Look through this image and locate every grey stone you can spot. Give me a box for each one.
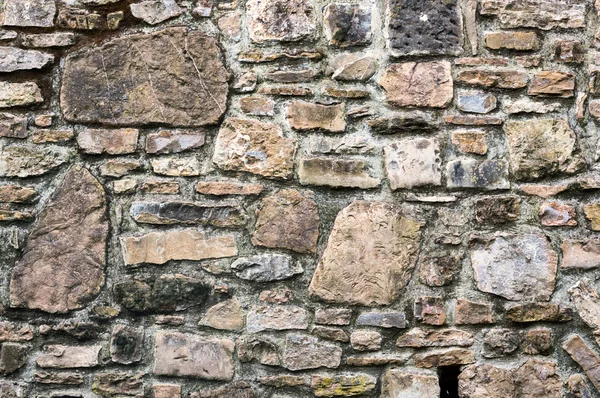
[237,335,280,366]
[298,157,381,189]
[483,328,520,358]
[145,130,205,154]
[130,0,183,25]
[480,0,586,30]
[0,343,27,374]
[110,325,143,365]
[130,201,247,227]
[246,305,309,333]
[0,47,53,72]
[457,93,497,114]
[0,113,27,138]
[356,312,406,328]
[21,33,76,48]
[1,0,56,27]
[231,254,303,282]
[282,334,342,371]
[327,53,377,81]
[246,0,316,43]
[323,3,372,47]
[446,158,510,190]
[381,368,440,397]
[0,30,17,40]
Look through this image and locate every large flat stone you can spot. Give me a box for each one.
[480,0,586,30]
[0,82,43,108]
[0,47,53,72]
[246,305,309,333]
[10,167,107,313]
[384,138,441,189]
[130,201,247,227]
[37,345,101,368]
[309,201,422,306]
[381,368,440,397]
[298,157,381,189]
[282,334,342,371]
[60,27,228,127]
[0,144,70,178]
[231,254,303,282]
[563,334,600,391]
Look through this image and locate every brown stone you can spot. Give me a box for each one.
[315,308,352,326]
[154,384,181,398]
[260,375,306,387]
[32,129,73,144]
[213,118,296,179]
[505,303,573,323]
[350,331,382,351]
[520,184,568,198]
[563,334,600,391]
[140,180,179,194]
[34,371,84,385]
[539,202,577,226]
[0,186,36,203]
[584,204,600,231]
[522,328,551,355]
[36,345,101,368]
[0,113,27,138]
[555,40,584,63]
[480,0,585,29]
[413,348,475,368]
[199,298,244,331]
[287,101,346,132]
[246,305,309,333]
[239,49,322,63]
[457,69,528,88]
[297,157,381,189]
[252,189,319,254]
[312,326,349,343]
[0,322,33,342]
[309,201,422,306]
[92,372,143,396]
[455,299,494,325]
[61,28,228,126]
[562,239,600,269]
[196,181,263,196]
[414,297,446,325]
[0,145,71,178]
[257,86,312,96]
[130,201,247,227]
[451,130,487,155]
[485,31,540,50]
[381,368,440,397]
[240,96,274,116]
[483,328,520,358]
[77,128,138,155]
[246,0,316,43]
[327,53,377,81]
[419,254,462,287]
[265,68,320,83]
[347,354,410,367]
[150,156,201,177]
[282,334,342,371]
[529,71,575,97]
[568,281,600,331]
[145,130,205,154]
[396,328,474,348]
[458,364,516,398]
[567,374,593,398]
[99,159,143,178]
[192,381,254,398]
[237,335,280,366]
[475,196,520,224]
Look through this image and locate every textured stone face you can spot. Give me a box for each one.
[246,305,309,333]
[0,82,43,108]
[298,157,381,189]
[0,47,53,72]
[312,374,376,397]
[61,28,229,127]
[323,3,372,47]
[384,138,441,189]
[246,0,317,43]
[10,167,107,314]
[281,334,342,371]
[480,0,586,30]
[77,128,138,155]
[37,345,101,368]
[1,0,56,27]
[130,0,183,25]
[387,0,462,56]
[446,158,510,190]
[287,101,346,132]
[130,201,247,227]
[0,144,71,178]
[309,201,422,306]
[231,254,303,282]
[381,368,440,397]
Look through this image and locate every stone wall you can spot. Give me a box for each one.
[1,0,600,396]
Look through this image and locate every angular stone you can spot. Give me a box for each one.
[287,101,346,132]
[0,210,32,222]
[231,254,303,282]
[145,130,205,154]
[413,348,475,368]
[61,28,228,127]
[0,82,43,107]
[522,328,551,355]
[130,0,183,25]
[110,325,143,365]
[34,371,84,385]
[414,297,446,325]
[114,179,137,194]
[265,68,319,83]
[323,86,369,99]
[387,0,462,56]
[458,364,516,398]
[504,119,584,180]
[480,0,586,30]
[381,368,440,398]
[567,374,593,398]
[114,274,209,313]
[327,53,377,81]
[0,113,26,138]
[37,345,101,368]
[315,309,352,326]
[309,201,422,306]
[502,98,562,114]
[260,375,306,387]
[505,303,573,323]
[445,115,503,125]
[1,0,56,27]
[199,298,244,331]
[529,71,575,97]
[196,181,263,196]
[0,343,26,375]
[485,31,540,50]
[259,288,292,304]
[22,33,76,48]
[384,138,441,189]
[323,3,371,47]
[0,47,53,73]
[568,280,600,331]
[282,334,342,371]
[475,196,520,224]
[247,305,309,333]
[0,186,36,203]
[562,240,600,269]
[0,144,71,178]
[520,184,568,198]
[298,157,381,189]
[350,331,381,351]
[252,189,319,254]
[585,204,600,231]
[347,354,410,367]
[120,229,237,265]
[419,254,462,287]
[539,202,577,226]
[32,129,73,144]
[92,372,143,397]
[451,131,487,155]
[563,335,600,391]
[380,61,453,108]
[397,328,474,348]
[130,201,246,228]
[10,167,106,313]
[151,156,201,177]
[308,135,375,155]
[191,381,254,398]
[140,180,179,194]
[213,118,296,179]
[483,328,520,358]
[257,85,313,97]
[446,158,510,190]
[313,326,349,343]
[312,374,376,397]
[458,94,497,116]
[457,69,528,89]
[355,312,406,329]
[239,49,322,63]
[470,233,557,301]
[555,40,584,63]
[153,331,234,380]
[99,159,142,178]
[237,335,280,366]
[77,128,138,155]
[246,0,316,43]
[240,96,274,116]
[0,322,33,342]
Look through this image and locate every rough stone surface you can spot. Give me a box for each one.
[246,0,316,43]
[529,71,575,97]
[77,128,138,155]
[562,240,600,269]
[446,158,510,189]
[0,82,43,108]
[282,334,342,371]
[381,368,439,397]
[146,130,205,154]
[480,0,586,30]
[130,201,247,227]
[287,101,346,132]
[0,47,53,72]
[130,0,183,25]
[1,0,56,27]
[199,298,244,331]
[312,374,376,397]
[323,3,371,47]
[327,53,377,81]
[298,157,381,189]
[37,345,101,368]
[231,254,302,282]
[384,138,441,189]
[246,305,309,333]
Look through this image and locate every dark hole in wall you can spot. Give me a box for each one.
[439,365,461,398]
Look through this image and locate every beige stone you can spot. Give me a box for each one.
[145,130,205,154]
[381,368,440,398]
[150,157,201,177]
[458,364,516,398]
[0,82,43,108]
[350,331,382,351]
[287,101,346,132]
[77,128,138,155]
[529,71,575,97]
[246,305,309,333]
[568,280,600,331]
[562,334,600,391]
[37,345,101,368]
[298,157,381,189]
[457,69,528,89]
[562,240,600,269]
[480,0,586,29]
[196,181,263,196]
[485,31,540,50]
[312,374,377,397]
[396,328,474,348]
[584,204,600,231]
[0,186,36,203]
[327,53,377,81]
[451,130,488,155]
[199,298,244,331]
[246,0,316,43]
[384,138,441,189]
[153,384,181,398]
[282,334,342,371]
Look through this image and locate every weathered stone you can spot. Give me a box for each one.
[520,184,568,198]
[458,70,529,89]
[10,167,106,313]
[457,93,497,114]
[502,98,562,114]
[323,3,371,47]
[0,30,16,40]
[0,47,53,72]
[153,331,234,380]
[0,113,26,138]
[505,303,573,323]
[313,326,349,343]
[381,368,440,398]
[555,40,584,64]
[384,138,441,189]
[114,179,137,194]
[213,118,296,179]
[298,157,381,189]
[99,159,142,178]
[327,53,377,81]
[114,274,209,313]
[1,0,56,27]
[196,181,263,196]
[414,297,446,325]
[130,201,246,228]
[246,0,316,43]
[77,128,138,155]
[480,0,586,30]
[456,57,509,66]
[323,86,369,99]
[240,96,274,116]
[387,0,462,56]
[32,129,73,144]
[92,372,143,396]
[258,86,312,96]
[315,309,352,326]
[584,204,600,231]
[34,371,84,385]
[239,49,322,63]
[419,254,462,287]
[446,158,510,190]
[154,384,181,398]
[0,186,36,203]
[347,354,410,367]
[146,130,205,154]
[0,322,33,342]
[0,210,32,222]
[445,115,504,125]
[237,335,280,366]
[231,254,303,282]
[312,374,376,397]
[140,180,179,194]
[567,374,593,398]
[0,82,43,108]
[539,201,577,226]
[562,240,600,269]
[0,144,71,178]
[483,328,520,358]
[522,328,551,355]
[265,68,319,83]
[252,189,319,254]
[413,348,475,368]
[22,33,76,48]
[61,28,228,126]
[485,31,540,50]
[154,315,184,326]
[450,131,487,155]
[529,71,575,97]
[199,298,244,331]
[475,196,520,224]
[563,334,600,391]
[397,328,473,348]
[569,280,600,331]
[350,331,381,351]
[0,343,26,374]
[131,0,183,25]
[247,305,309,333]
[470,233,557,301]
[504,119,584,180]
[110,325,143,365]
[260,375,306,387]
[309,201,422,306]
[308,135,375,155]
[37,345,101,368]
[380,61,453,108]
[282,334,342,371]
[151,156,201,176]
[287,101,346,132]
[192,381,254,398]
[458,364,515,398]
[259,288,293,304]
[120,229,237,265]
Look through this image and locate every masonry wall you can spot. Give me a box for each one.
[0,0,600,396]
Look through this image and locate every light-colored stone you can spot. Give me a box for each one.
[585,204,600,231]
[312,374,377,397]
[327,53,377,81]
[568,280,600,331]
[0,186,36,203]
[1,0,56,27]
[0,144,70,178]
[451,130,488,155]
[37,345,101,368]
[458,69,528,89]
[502,98,562,114]
[384,138,441,189]
[231,254,303,282]
[480,0,586,29]
[196,181,263,196]
[150,157,201,176]
[298,157,381,189]
[22,33,76,48]
[563,334,600,391]
[562,240,600,269]
[485,31,540,50]
[287,101,346,132]
[77,129,138,155]
[529,71,575,97]
[246,305,309,333]
[0,113,26,138]
[414,348,475,368]
[282,334,342,371]
[381,368,440,397]
[539,202,577,226]
[458,364,515,398]
[350,330,382,351]
[397,328,473,348]
[145,130,205,154]
[246,0,316,43]
[199,298,244,331]
[130,0,183,25]
[0,82,43,107]
[457,93,497,113]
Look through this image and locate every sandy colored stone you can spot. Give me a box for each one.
[327,53,377,81]
[584,204,600,231]
[567,374,593,398]
[140,180,179,194]
[0,113,26,138]
[151,156,201,177]
[240,96,274,116]
[0,47,53,72]
[562,239,600,269]
[414,348,474,368]
[539,201,577,226]
[145,130,205,154]
[384,138,441,189]
[350,331,382,351]
[153,331,234,380]
[246,305,309,333]
[380,61,453,108]
[22,33,76,48]
[37,345,101,368]
[252,189,319,254]
[246,0,316,43]
[483,328,519,358]
[480,0,586,29]
[213,118,296,179]
[451,131,488,155]
[287,101,346,132]
[61,28,228,126]
[10,167,107,313]
[562,334,600,391]
[0,144,71,178]
[315,309,352,326]
[485,31,540,50]
[77,128,138,155]
[131,0,183,25]
[0,82,43,107]
[199,298,244,331]
[313,326,349,343]
[457,69,528,89]
[298,157,381,189]
[568,280,600,331]
[502,98,562,114]
[0,186,36,203]
[92,372,143,396]
[312,374,376,397]
[154,384,181,398]
[529,71,575,97]
[282,334,342,371]
[100,159,142,178]
[381,368,440,398]
[120,229,237,265]
[309,201,422,306]
[396,328,473,348]
[520,184,568,198]
[32,129,73,144]
[196,181,263,196]
[505,303,573,323]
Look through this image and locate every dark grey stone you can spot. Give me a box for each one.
[324,3,372,47]
[447,158,510,190]
[130,201,247,227]
[356,312,406,328]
